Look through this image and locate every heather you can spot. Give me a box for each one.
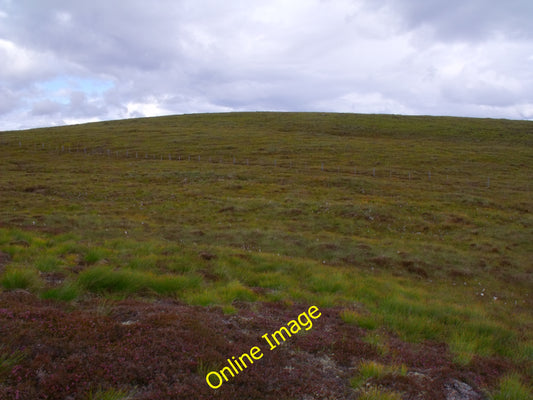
[0,291,523,400]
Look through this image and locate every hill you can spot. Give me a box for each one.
[0,112,532,399]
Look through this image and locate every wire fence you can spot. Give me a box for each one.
[5,139,532,194]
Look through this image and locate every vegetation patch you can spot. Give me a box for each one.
[0,267,41,290]
[491,374,533,400]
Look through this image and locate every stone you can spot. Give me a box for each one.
[445,379,483,400]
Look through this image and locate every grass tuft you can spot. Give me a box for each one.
[357,386,403,400]
[491,374,532,400]
[41,281,81,301]
[78,267,140,293]
[218,280,257,303]
[77,266,201,296]
[350,360,407,389]
[363,332,389,356]
[35,255,61,272]
[0,268,41,290]
[84,387,134,400]
[83,248,107,265]
[0,346,26,377]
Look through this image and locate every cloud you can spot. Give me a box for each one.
[0,38,60,83]
[0,0,532,129]
[372,0,533,42]
[0,87,19,115]
[31,99,62,116]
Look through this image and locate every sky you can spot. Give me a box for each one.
[1,0,532,130]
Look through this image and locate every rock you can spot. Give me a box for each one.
[445,379,482,400]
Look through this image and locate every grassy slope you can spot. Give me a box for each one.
[0,112,532,398]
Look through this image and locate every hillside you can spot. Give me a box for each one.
[0,112,532,399]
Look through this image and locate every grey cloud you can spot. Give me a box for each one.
[31,90,105,118]
[441,80,520,108]
[67,91,105,117]
[31,99,63,116]
[372,0,533,41]
[0,87,19,115]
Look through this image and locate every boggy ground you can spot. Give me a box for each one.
[0,291,517,400]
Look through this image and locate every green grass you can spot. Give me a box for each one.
[0,346,26,378]
[0,112,532,389]
[84,387,134,400]
[362,332,389,356]
[0,268,41,290]
[340,309,381,330]
[350,360,408,389]
[35,255,62,272]
[491,374,532,400]
[217,280,257,303]
[41,281,81,301]
[358,387,403,400]
[83,248,107,265]
[77,266,202,296]
[339,309,360,325]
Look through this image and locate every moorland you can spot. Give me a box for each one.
[0,112,531,399]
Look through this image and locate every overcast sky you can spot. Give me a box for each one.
[1,0,532,130]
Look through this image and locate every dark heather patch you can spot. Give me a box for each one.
[0,293,509,400]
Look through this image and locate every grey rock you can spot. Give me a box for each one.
[445,379,483,400]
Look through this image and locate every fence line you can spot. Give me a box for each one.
[7,139,530,193]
